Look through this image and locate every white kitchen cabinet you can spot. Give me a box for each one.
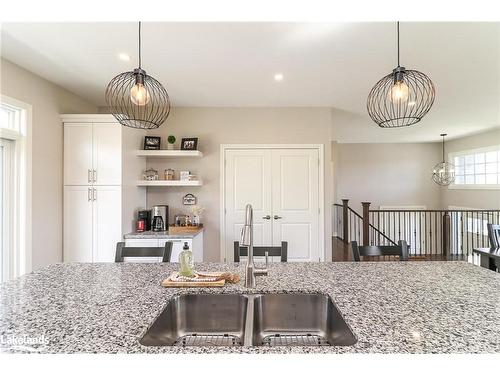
[62,114,146,263]
[92,123,122,185]
[64,122,122,186]
[124,231,204,263]
[158,239,192,263]
[63,186,122,263]
[63,186,94,262]
[63,123,93,185]
[93,186,122,262]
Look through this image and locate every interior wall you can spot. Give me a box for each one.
[0,58,97,270]
[442,128,500,209]
[335,142,443,213]
[127,107,334,262]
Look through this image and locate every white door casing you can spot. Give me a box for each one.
[63,186,93,262]
[222,145,323,262]
[92,123,122,185]
[64,123,93,185]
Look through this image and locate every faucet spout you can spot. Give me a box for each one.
[240,204,268,288]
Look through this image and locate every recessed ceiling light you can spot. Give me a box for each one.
[118,53,130,62]
[274,73,284,82]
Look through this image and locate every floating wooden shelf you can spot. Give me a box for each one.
[136,150,203,158]
[136,180,203,187]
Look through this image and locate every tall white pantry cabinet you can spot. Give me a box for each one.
[62,114,145,262]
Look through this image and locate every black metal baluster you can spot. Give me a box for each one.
[465,211,468,258]
[460,211,464,256]
[413,212,417,255]
[378,211,381,246]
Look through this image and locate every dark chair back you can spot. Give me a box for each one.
[351,240,409,261]
[488,224,500,248]
[115,242,173,263]
[233,241,288,262]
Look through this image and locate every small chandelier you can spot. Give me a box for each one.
[105,22,170,129]
[432,134,455,186]
[367,22,436,128]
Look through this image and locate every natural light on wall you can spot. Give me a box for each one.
[450,146,500,188]
[0,95,32,281]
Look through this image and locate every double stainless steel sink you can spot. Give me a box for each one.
[140,293,357,347]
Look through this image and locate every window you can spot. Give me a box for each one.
[450,145,500,189]
[0,95,32,281]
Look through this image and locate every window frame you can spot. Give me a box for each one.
[448,144,500,190]
[0,95,32,280]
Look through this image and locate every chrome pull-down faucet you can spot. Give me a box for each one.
[240,204,268,288]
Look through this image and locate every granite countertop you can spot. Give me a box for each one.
[1,261,500,353]
[124,228,204,239]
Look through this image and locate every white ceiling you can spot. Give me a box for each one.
[1,22,499,142]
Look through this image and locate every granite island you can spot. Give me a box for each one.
[1,261,500,353]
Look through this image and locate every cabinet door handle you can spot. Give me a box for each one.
[88,169,92,183]
[273,215,282,220]
[262,215,271,220]
[93,188,97,201]
[88,188,92,201]
[93,169,97,183]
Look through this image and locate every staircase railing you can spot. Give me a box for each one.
[334,199,500,258]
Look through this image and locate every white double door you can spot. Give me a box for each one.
[224,148,321,262]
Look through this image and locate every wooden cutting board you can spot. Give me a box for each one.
[161,272,226,288]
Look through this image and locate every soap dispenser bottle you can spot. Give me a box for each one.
[179,242,195,277]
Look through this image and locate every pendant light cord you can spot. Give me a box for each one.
[138,21,142,68]
[442,136,445,162]
[396,21,400,67]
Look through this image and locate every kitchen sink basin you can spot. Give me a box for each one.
[140,294,248,346]
[140,293,356,347]
[251,293,357,347]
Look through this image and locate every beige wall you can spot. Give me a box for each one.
[138,107,334,261]
[335,142,443,213]
[1,59,97,270]
[442,128,500,209]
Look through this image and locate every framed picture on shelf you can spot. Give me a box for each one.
[183,194,197,205]
[180,138,198,150]
[143,136,161,150]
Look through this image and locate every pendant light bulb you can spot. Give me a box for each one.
[130,82,150,106]
[390,80,409,102]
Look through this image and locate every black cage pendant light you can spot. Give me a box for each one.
[367,22,436,128]
[106,22,170,129]
[432,134,455,186]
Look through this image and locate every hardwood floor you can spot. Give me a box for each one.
[331,237,466,262]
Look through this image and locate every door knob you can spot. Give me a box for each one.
[262,215,271,220]
[274,215,282,220]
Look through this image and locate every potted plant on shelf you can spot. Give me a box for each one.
[167,135,176,150]
[190,205,205,227]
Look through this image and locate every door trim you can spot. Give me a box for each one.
[220,144,325,262]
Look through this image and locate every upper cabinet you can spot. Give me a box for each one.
[64,123,93,185]
[92,123,122,185]
[63,120,123,186]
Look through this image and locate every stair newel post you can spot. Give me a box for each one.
[362,202,371,246]
[342,199,349,243]
[442,212,451,257]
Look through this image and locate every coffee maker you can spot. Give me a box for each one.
[151,205,169,232]
[137,209,152,231]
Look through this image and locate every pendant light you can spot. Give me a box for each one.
[105,22,170,129]
[367,22,436,128]
[432,134,455,186]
